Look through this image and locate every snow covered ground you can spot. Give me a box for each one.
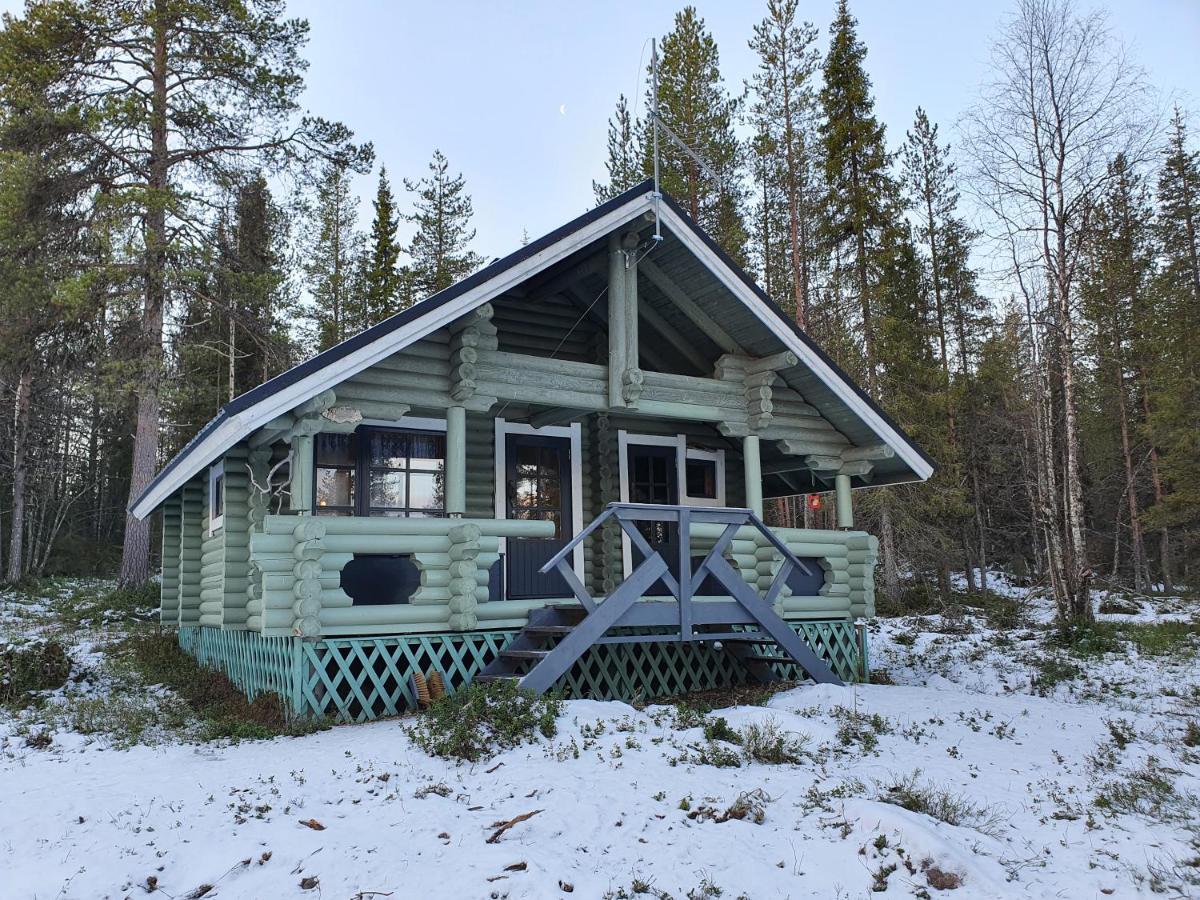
[1,577,1198,899]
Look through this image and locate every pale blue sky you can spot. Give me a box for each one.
[283,0,1199,260]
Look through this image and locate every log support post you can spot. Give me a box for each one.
[621,233,643,405]
[607,234,627,408]
[446,405,467,516]
[835,473,854,529]
[744,433,763,518]
[289,433,314,514]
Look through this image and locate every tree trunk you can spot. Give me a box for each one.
[880,500,901,604]
[118,5,170,587]
[1142,392,1173,593]
[1115,363,1147,591]
[5,369,32,583]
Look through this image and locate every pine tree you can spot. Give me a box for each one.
[747,0,821,327]
[404,150,483,300]
[594,94,643,204]
[644,6,747,263]
[305,161,363,350]
[363,166,404,321]
[747,126,791,306]
[901,107,991,591]
[0,0,368,586]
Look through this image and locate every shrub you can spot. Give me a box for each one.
[0,639,71,708]
[702,716,742,744]
[406,679,561,762]
[1094,758,1186,820]
[877,771,1005,836]
[114,631,319,741]
[741,717,809,764]
[1030,654,1082,695]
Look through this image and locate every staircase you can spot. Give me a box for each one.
[477,503,843,694]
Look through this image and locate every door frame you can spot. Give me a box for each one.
[617,430,727,577]
[494,418,585,586]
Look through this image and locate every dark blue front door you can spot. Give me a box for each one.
[505,433,573,600]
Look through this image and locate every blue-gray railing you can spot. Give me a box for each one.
[526,502,840,688]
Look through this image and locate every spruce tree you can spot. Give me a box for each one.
[644,6,747,263]
[170,175,291,448]
[594,94,643,204]
[1080,154,1155,589]
[305,161,363,350]
[1144,109,1200,557]
[363,166,404,321]
[747,0,821,327]
[819,0,906,600]
[404,150,483,299]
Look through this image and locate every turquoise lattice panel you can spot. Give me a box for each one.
[297,632,517,722]
[178,619,866,723]
[746,621,865,683]
[177,626,296,705]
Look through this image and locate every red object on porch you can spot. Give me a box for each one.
[806,494,823,510]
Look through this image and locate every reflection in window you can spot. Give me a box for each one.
[315,427,445,517]
[511,445,564,537]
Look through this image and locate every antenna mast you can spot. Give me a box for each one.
[651,38,662,240]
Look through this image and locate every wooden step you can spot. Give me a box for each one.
[525,624,575,635]
[735,652,792,663]
[500,649,551,660]
[712,632,775,643]
[475,673,521,683]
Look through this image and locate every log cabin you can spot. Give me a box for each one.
[130,180,934,721]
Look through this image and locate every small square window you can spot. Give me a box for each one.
[208,463,225,534]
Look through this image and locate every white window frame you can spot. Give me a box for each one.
[616,430,726,575]
[208,461,225,536]
[493,418,585,585]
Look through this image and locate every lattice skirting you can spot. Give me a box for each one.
[177,621,867,723]
[178,626,297,705]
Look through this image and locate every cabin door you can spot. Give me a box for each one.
[626,444,679,596]
[504,433,573,600]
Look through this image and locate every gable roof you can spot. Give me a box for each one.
[131,179,934,519]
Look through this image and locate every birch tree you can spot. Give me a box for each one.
[965,0,1154,624]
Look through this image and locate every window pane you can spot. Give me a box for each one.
[316,467,354,509]
[212,474,224,517]
[369,471,406,509]
[370,431,407,469]
[686,458,717,499]
[408,471,444,512]
[409,432,445,470]
[316,433,357,466]
[513,476,540,510]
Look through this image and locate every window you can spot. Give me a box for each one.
[208,462,225,534]
[685,457,718,500]
[315,426,445,517]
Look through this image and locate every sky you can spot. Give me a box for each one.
[280,0,1200,261]
[0,0,1193,260]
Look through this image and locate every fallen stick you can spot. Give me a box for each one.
[486,809,542,844]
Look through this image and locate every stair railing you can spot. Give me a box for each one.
[539,502,813,640]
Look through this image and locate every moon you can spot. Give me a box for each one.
[559,104,566,116]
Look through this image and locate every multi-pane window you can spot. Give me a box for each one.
[315,427,445,517]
